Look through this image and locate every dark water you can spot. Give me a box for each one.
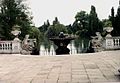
[39,37,90,55]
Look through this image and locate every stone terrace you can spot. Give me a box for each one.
[0,51,120,83]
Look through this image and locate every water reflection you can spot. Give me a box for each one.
[39,37,89,55]
[40,45,56,56]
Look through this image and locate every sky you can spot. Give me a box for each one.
[28,0,119,27]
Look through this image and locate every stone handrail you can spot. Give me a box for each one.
[113,37,120,49]
[0,41,12,53]
[0,40,21,54]
[104,37,120,50]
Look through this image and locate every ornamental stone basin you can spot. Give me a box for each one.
[49,32,76,55]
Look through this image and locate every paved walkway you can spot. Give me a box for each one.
[0,51,120,83]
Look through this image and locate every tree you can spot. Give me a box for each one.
[38,20,50,33]
[109,7,117,36]
[53,17,59,25]
[102,19,112,27]
[110,2,120,36]
[109,7,115,26]
[74,11,89,36]
[46,19,50,26]
[72,20,80,34]
[114,6,120,36]
[45,17,67,38]
[66,24,72,34]
[29,26,41,50]
[45,23,67,38]
[0,0,32,40]
[88,5,103,36]
[72,7,103,38]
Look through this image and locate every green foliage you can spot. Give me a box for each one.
[0,0,32,40]
[45,23,67,38]
[75,11,89,23]
[110,4,120,36]
[29,26,41,50]
[72,21,80,34]
[109,7,116,36]
[114,6,120,36]
[42,37,51,51]
[88,5,103,36]
[38,6,105,39]
[53,17,59,25]
[72,11,89,36]
[102,19,112,27]
[72,6,103,37]
[66,24,72,34]
[45,17,67,38]
[38,20,50,33]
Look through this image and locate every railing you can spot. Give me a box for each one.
[0,40,21,54]
[0,41,12,53]
[113,37,120,49]
[104,37,120,50]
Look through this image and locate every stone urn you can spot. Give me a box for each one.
[11,25,21,41]
[104,27,113,37]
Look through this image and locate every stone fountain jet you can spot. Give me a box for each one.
[49,32,76,55]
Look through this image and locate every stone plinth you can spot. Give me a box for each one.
[12,40,21,54]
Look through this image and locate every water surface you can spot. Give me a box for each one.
[39,37,90,55]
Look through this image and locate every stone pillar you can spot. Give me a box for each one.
[12,39,21,54]
[105,37,114,50]
[104,27,114,50]
[11,25,21,54]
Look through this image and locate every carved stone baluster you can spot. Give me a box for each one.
[118,39,120,47]
[114,39,117,47]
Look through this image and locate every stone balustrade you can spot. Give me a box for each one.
[0,40,21,54]
[0,36,120,54]
[104,37,120,50]
[113,37,120,49]
[0,41,12,53]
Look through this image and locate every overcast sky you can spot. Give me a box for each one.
[28,0,119,27]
